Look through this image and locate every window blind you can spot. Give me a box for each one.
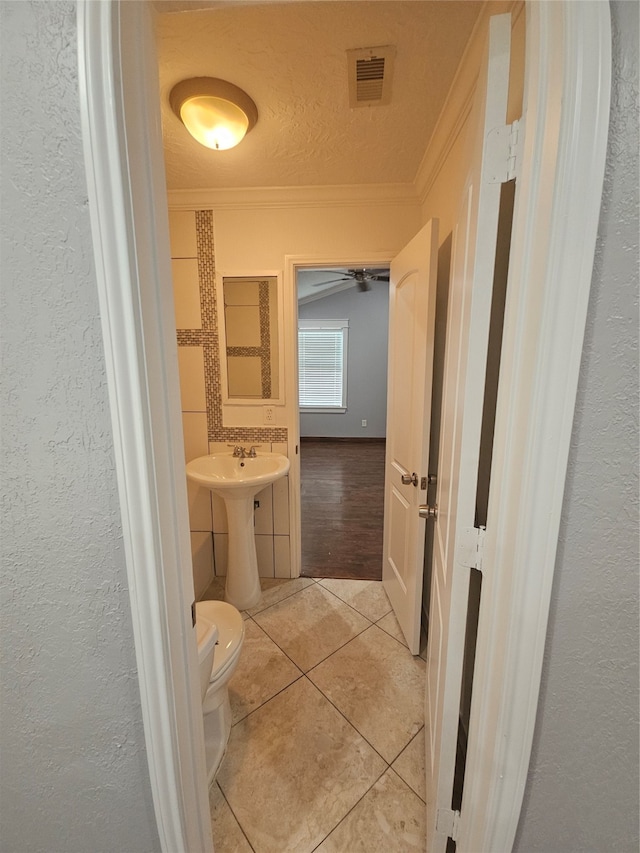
[298,321,348,409]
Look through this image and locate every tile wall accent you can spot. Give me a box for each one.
[170,209,291,584]
[193,211,287,445]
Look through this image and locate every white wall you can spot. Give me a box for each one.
[0,3,159,851]
[298,283,389,437]
[213,202,420,273]
[513,2,640,848]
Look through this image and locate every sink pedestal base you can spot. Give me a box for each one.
[222,495,262,610]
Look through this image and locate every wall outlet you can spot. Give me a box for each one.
[263,406,275,424]
[362,419,367,427]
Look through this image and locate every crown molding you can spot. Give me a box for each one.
[414,0,524,206]
[166,182,419,211]
[165,1,525,218]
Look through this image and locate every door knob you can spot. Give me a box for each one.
[419,504,438,520]
[401,472,418,486]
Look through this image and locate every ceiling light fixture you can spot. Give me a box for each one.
[169,77,258,151]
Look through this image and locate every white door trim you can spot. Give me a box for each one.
[77,2,213,851]
[76,0,610,850]
[458,3,611,850]
[284,252,393,580]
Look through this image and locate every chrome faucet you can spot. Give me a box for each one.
[228,445,259,458]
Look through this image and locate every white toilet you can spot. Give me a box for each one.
[195,600,245,784]
[195,611,218,702]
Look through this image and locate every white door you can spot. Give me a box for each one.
[425,14,513,851]
[382,219,439,654]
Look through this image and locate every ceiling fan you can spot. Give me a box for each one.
[311,268,390,292]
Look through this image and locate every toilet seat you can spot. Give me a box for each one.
[195,600,244,683]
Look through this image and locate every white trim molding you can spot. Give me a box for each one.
[283,251,392,579]
[457,2,611,850]
[77,2,213,851]
[414,0,525,206]
[167,182,420,212]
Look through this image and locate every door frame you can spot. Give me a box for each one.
[77,1,610,851]
[77,2,213,851]
[284,252,393,578]
[459,3,610,848]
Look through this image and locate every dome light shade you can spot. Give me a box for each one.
[170,78,258,151]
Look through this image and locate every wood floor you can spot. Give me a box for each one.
[300,439,386,581]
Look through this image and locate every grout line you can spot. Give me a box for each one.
[247,583,376,670]
[213,781,257,853]
[308,762,389,853]
[302,674,393,768]
[298,621,373,673]
[373,617,412,651]
[314,580,389,625]
[245,577,317,618]
[391,727,427,804]
[228,616,305,726]
[231,669,306,727]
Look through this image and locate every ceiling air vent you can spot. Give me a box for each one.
[347,45,396,107]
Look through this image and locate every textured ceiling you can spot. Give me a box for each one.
[155,1,481,190]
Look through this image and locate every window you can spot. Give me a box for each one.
[298,319,349,411]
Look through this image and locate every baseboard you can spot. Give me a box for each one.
[300,436,386,443]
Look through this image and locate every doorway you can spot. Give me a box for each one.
[296,266,390,581]
[78,1,612,849]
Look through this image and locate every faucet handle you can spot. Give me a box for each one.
[228,444,244,457]
[248,445,259,457]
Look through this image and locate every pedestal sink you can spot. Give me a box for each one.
[186,453,290,609]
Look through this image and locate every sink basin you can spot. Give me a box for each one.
[185,453,290,610]
[186,453,290,498]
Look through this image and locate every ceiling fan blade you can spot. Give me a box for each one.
[370,274,390,282]
[311,278,351,287]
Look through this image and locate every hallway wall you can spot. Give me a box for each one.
[0,2,159,851]
[514,2,640,848]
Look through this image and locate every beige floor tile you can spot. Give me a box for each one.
[319,578,392,622]
[217,677,386,853]
[201,576,312,621]
[246,576,316,617]
[229,619,302,723]
[391,726,426,802]
[308,624,426,763]
[209,782,253,853]
[253,583,370,671]
[314,768,426,853]
[376,609,408,647]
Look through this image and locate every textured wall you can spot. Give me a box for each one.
[0,3,160,851]
[514,2,639,850]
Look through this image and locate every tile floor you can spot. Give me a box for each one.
[200,576,427,853]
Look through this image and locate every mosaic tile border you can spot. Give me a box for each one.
[177,210,288,445]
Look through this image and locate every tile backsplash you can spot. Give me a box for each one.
[170,210,291,591]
